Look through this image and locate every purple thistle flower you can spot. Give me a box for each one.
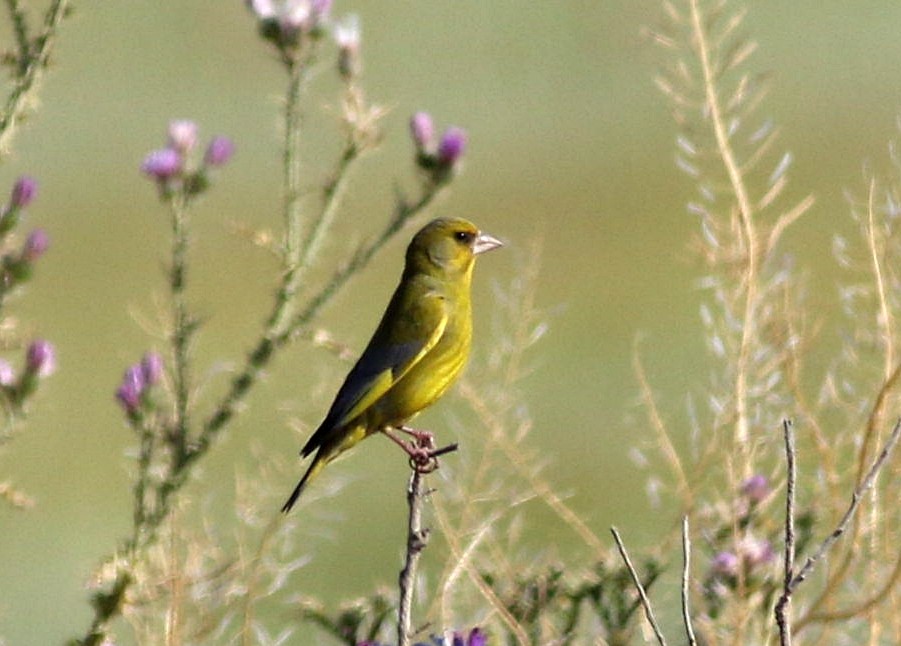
[0,359,14,386]
[467,628,486,646]
[141,148,182,180]
[741,474,769,503]
[115,385,140,413]
[437,127,467,166]
[140,352,164,386]
[22,228,49,262]
[739,536,775,568]
[10,176,37,208]
[204,136,235,167]
[116,367,144,414]
[247,0,276,19]
[26,339,56,377]
[334,14,361,79]
[279,0,312,33]
[167,120,199,154]
[310,0,332,22]
[410,111,434,151]
[712,551,739,577]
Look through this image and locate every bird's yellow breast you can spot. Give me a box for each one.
[371,299,472,427]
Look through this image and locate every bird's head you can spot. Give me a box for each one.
[405,217,503,279]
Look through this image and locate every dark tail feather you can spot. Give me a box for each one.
[281,453,326,513]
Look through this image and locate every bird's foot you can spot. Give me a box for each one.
[382,427,458,474]
[398,425,435,445]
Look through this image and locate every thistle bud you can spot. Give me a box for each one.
[26,339,56,377]
[0,359,14,386]
[204,136,235,167]
[167,120,199,154]
[437,127,467,167]
[141,148,182,180]
[22,228,49,262]
[334,14,361,80]
[10,176,37,209]
[116,364,145,414]
[140,352,164,386]
[409,111,434,152]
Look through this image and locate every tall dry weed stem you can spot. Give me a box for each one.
[637,0,901,643]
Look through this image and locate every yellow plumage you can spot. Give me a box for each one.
[282,217,502,512]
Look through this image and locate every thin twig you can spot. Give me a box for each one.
[3,0,31,68]
[298,139,359,276]
[132,417,156,538]
[634,340,691,506]
[432,500,530,644]
[789,418,901,602]
[681,515,697,646]
[398,469,428,646]
[775,419,796,646]
[457,379,607,559]
[866,178,894,380]
[688,0,758,461]
[169,191,192,467]
[610,526,668,646]
[795,417,901,630]
[0,0,70,156]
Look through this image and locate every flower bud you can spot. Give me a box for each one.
[167,120,199,154]
[140,352,163,386]
[0,359,14,386]
[334,14,361,80]
[739,536,775,568]
[711,551,739,577]
[141,148,182,180]
[22,228,49,262]
[247,0,276,19]
[280,0,311,35]
[10,176,37,209]
[26,339,56,377]
[409,112,434,151]
[740,474,769,503]
[204,136,235,167]
[437,126,467,167]
[116,365,145,414]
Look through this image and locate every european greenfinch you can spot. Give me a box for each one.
[282,217,502,512]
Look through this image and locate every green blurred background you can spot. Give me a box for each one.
[3,1,901,642]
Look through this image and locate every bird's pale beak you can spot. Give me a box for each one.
[473,231,503,255]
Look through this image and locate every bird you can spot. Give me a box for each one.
[281,217,502,512]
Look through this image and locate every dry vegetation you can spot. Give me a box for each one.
[3,0,901,644]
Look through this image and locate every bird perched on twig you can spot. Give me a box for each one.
[282,217,503,512]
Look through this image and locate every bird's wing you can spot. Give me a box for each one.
[301,292,447,456]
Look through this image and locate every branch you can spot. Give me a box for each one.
[681,516,697,646]
[0,0,70,156]
[787,418,901,619]
[775,419,796,646]
[795,417,901,630]
[169,192,192,466]
[610,526,667,646]
[397,468,428,646]
[396,434,459,646]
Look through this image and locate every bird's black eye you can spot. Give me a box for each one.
[454,230,474,244]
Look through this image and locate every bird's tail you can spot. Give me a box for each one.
[281,452,328,513]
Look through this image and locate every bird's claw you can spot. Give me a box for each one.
[399,425,435,445]
[409,449,439,473]
[408,440,459,473]
[407,429,438,473]
[383,426,458,473]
